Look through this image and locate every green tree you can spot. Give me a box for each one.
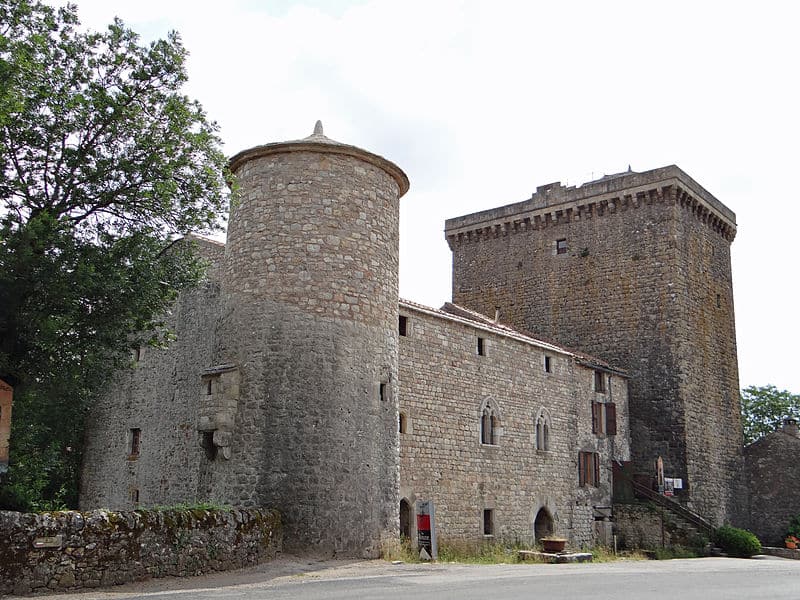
[741,384,800,445]
[0,0,229,509]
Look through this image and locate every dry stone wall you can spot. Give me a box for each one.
[0,507,281,596]
[398,301,630,548]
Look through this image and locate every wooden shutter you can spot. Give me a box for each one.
[578,452,585,486]
[593,452,601,486]
[592,402,602,433]
[605,403,617,436]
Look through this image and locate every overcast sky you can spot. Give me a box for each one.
[65,0,799,392]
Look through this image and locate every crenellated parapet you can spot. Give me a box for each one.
[445,165,736,248]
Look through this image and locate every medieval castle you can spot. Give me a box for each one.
[78,122,785,556]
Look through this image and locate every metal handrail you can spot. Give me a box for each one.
[629,478,715,536]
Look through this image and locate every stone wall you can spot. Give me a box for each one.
[613,503,706,551]
[80,240,223,509]
[0,507,281,596]
[398,300,630,548]
[445,166,744,526]
[744,420,800,546]
[217,130,407,557]
[81,127,408,559]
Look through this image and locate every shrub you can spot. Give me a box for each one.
[713,525,761,558]
[786,515,800,539]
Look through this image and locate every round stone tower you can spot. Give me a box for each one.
[219,122,408,556]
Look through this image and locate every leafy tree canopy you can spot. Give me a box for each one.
[741,384,800,445]
[0,0,229,509]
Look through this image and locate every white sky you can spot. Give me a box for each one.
[65,0,799,392]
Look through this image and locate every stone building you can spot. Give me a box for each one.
[744,419,800,545]
[81,124,748,555]
[398,300,629,547]
[82,123,407,557]
[445,166,744,527]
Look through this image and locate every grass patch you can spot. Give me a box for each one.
[437,539,523,564]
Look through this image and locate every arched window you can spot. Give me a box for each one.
[480,398,501,445]
[535,408,551,451]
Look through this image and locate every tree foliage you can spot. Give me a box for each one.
[741,384,800,446]
[0,0,229,509]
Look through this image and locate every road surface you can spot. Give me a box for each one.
[9,554,798,600]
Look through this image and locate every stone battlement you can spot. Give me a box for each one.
[445,165,736,246]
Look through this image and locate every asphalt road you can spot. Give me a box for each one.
[11,555,800,600]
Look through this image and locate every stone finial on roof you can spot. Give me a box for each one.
[304,120,333,143]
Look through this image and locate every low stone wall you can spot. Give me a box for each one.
[762,546,800,560]
[0,507,281,596]
[613,503,706,550]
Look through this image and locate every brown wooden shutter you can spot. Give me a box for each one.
[593,453,601,486]
[578,452,586,486]
[592,402,602,433]
[605,403,617,436]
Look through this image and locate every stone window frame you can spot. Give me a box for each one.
[544,355,552,373]
[479,397,502,446]
[555,238,568,255]
[535,408,552,451]
[477,336,486,356]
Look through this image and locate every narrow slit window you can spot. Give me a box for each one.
[483,509,494,536]
[477,337,486,356]
[380,382,387,402]
[206,379,213,395]
[129,428,141,457]
[399,412,407,434]
[399,315,408,336]
[544,356,552,373]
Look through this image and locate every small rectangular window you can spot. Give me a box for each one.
[483,509,494,536]
[130,488,140,504]
[716,294,721,308]
[380,382,387,402]
[556,238,567,254]
[399,412,407,434]
[477,337,485,356]
[544,356,552,373]
[129,428,141,457]
[594,370,606,393]
[206,379,213,395]
[399,315,408,336]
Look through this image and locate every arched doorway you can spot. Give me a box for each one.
[534,507,553,542]
[400,498,412,539]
